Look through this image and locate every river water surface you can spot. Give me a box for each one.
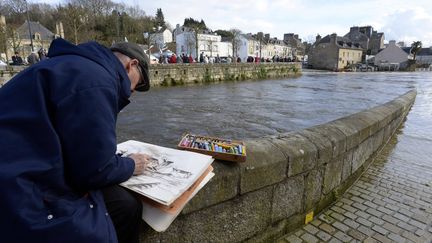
[118,71,431,152]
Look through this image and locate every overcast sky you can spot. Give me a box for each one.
[36,0,432,46]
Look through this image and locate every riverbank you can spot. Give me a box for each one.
[0,63,302,87]
[149,62,302,87]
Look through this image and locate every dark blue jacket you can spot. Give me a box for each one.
[0,39,135,243]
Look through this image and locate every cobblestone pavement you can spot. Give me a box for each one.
[278,128,432,243]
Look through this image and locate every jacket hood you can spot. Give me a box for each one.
[47,38,132,102]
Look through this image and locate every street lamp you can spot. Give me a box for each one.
[24,0,34,52]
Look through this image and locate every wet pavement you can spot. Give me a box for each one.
[277,72,432,242]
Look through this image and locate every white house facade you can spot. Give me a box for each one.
[149,28,173,49]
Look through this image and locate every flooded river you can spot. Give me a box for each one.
[117,71,432,154]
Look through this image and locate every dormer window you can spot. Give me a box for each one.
[34,32,41,40]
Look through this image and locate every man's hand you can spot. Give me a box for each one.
[128,153,152,175]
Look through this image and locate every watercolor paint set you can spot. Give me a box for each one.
[177,134,247,162]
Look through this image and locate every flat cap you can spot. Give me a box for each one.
[111,42,150,92]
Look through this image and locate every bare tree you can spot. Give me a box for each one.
[229,28,242,58]
[58,3,87,44]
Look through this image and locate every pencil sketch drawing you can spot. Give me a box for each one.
[117,140,213,205]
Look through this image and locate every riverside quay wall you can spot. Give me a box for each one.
[0,63,301,87]
[141,90,417,242]
[148,62,301,86]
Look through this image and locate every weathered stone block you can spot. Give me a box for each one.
[334,115,371,144]
[304,168,323,211]
[300,129,333,165]
[329,121,359,151]
[244,219,288,243]
[272,175,304,222]
[341,150,354,181]
[351,136,374,172]
[368,105,393,129]
[183,161,240,214]
[269,133,318,177]
[323,158,343,194]
[240,138,287,194]
[308,124,347,158]
[356,110,383,136]
[174,187,273,242]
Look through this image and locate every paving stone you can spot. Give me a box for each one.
[402,230,423,242]
[356,216,373,227]
[328,238,343,243]
[408,219,427,230]
[393,212,410,222]
[387,233,406,242]
[381,215,399,225]
[319,222,337,234]
[346,229,367,241]
[344,211,357,220]
[366,208,383,218]
[332,221,350,232]
[369,216,385,226]
[300,232,319,243]
[330,211,346,222]
[304,224,319,235]
[363,237,379,243]
[342,204,357,213]
[316,231,332,241]
[357,225,375,237]
[372,225,388,236]
[354,210,370,219]
[294,229,304,236]
[319,214,335,224]
[397,221,417,232]
[332,206,347,214]
[352,202,368,211]
[334,231,353,242]
[343,218,359,229]
[381,222,402,234]
[376,206,393,215]
[310,219,322,227]
[372,233,392,243]
[283,234,303,243]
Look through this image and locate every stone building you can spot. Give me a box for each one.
[149,28,173,50]
[344,26,384,55]
[309,33,363,71]
[283,33,305,60]
[3,19,64,61]
[374,40,410,70]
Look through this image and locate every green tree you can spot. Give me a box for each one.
[410,41,422,61]
[155,8,165,28]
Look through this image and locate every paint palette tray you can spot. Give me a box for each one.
[177,133,246,163]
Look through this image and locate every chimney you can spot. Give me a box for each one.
[283,33,294,41]
[264,33,270,41]
[316,34,321,43]
[294,34,299,40]
[330,33,337,44]
[350,26,359,33]
[0,15,5,26]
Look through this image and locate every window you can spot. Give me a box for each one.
[34,32,41,40]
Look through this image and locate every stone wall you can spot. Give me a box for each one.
[148,63,301,86]
[140,90,417,242]
[1,63,301,87]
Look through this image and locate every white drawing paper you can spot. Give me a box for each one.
[142,172,215,232]
[117,140,214,205]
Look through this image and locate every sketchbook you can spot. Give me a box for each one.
[117,140,215,231]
